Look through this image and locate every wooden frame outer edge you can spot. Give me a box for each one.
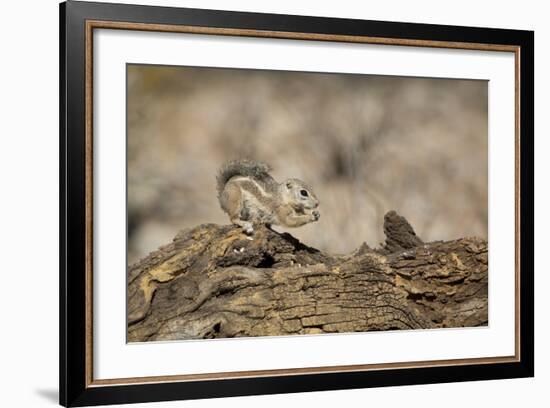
[85,19,94,389]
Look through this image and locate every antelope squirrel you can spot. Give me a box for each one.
[217,159,320,234]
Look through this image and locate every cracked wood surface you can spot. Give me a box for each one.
[128,211,488,342]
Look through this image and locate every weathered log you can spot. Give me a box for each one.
[128,211,487,342]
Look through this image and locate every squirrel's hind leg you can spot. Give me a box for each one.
[221,182,255,235]
[237,199,255,235]
[230,216,254,235]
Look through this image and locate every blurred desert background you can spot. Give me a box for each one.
[127,64,488,265]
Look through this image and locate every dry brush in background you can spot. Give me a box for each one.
[127,66,488,263]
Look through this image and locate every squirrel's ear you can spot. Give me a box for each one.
[285,181,293,189]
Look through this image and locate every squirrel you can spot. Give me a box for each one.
[216,159,320,234]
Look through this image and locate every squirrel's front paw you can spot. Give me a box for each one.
[311,210,320,221]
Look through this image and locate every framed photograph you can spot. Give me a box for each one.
[60,1,534,406]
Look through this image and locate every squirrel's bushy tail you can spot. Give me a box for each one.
[216,159,272,197]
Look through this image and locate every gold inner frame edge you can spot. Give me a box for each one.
[84,19,522,388]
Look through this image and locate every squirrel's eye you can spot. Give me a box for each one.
[300,189,309,197]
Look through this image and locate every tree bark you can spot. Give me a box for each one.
[128,211,488,342]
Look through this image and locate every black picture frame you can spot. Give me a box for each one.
[60,1,534,406]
